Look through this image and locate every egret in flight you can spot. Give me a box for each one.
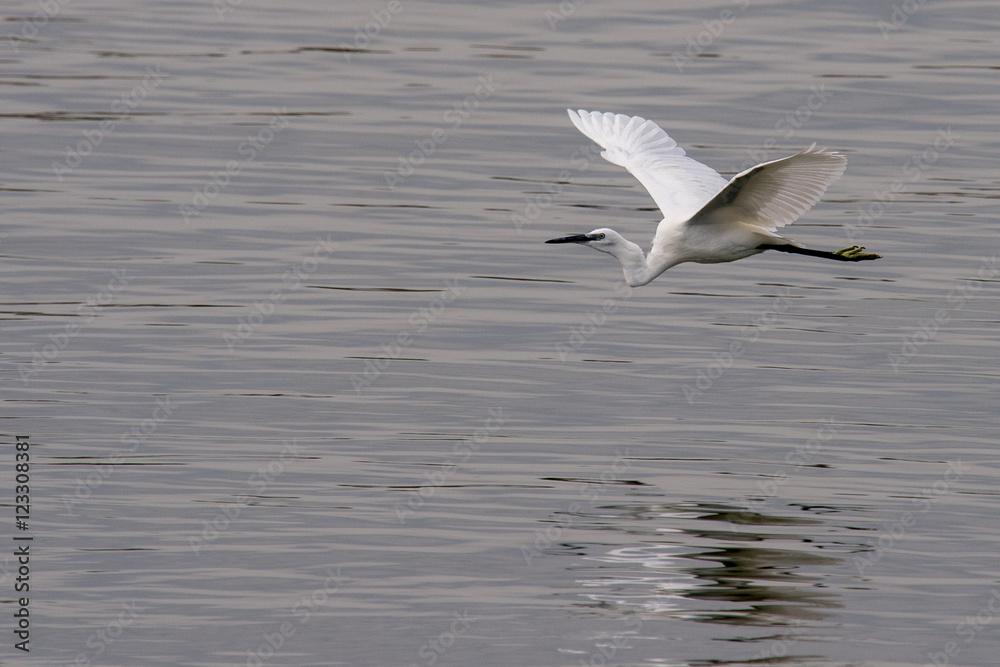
[546,109,880,287]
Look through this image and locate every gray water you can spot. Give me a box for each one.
[3,1,999,665]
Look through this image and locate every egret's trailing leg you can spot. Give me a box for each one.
[757,243,882,262]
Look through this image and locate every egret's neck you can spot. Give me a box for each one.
[599,238,662,287]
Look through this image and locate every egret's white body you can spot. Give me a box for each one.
[547,109,880,286]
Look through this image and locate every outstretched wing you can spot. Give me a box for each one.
[568,109,728,226]
[687,144,847,232]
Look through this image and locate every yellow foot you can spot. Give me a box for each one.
[833,245,882,261]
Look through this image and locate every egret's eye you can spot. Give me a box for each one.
[596,233,605,240]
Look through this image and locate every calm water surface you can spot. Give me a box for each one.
[3,1,999,665]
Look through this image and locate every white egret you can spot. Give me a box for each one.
[546,109,880,287]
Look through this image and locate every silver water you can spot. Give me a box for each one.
[3,1,998,665]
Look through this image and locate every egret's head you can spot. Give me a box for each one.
[545,227,650,286]
[545,228,623,254]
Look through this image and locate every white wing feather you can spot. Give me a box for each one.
[688,144,847,233]
[567,109,728,226]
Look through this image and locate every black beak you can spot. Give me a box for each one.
[545,234,593,244]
